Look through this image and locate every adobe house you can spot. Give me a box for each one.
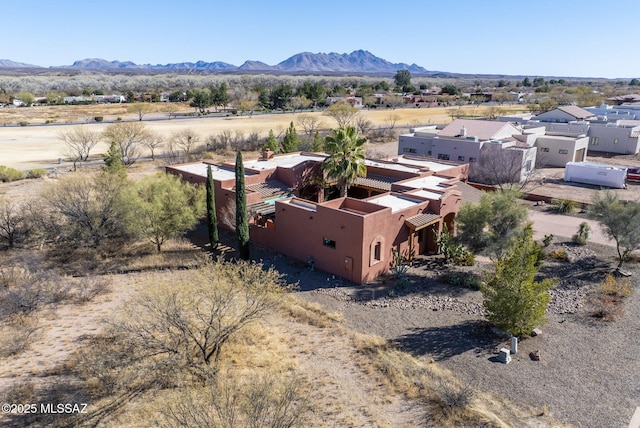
[167,153,470,284]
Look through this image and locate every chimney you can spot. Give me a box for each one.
[261,149,274,160]
[460,126,467,137]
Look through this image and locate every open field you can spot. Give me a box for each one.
[0,104,526,170]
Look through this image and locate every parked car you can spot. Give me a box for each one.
[627,167,640,182]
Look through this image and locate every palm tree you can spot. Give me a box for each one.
[322,126,367,198]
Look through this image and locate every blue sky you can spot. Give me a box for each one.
[4,1,639,78]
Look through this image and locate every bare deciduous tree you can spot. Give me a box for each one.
[127,102,153,121]
[324,101,359,127]
[296,113,324,137]
[355,117,373,135]
[383,113,400,130]
[59,126,101,170]
[0,197,29,248]
[141,132,164,161]
[170,129,201,162]
[102,122,149,166]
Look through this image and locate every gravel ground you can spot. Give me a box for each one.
[257,239,640,427]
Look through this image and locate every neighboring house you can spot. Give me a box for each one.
[12,99,25,107]
[167,153,469,284]
[533,106,595,123]
[399,119,538,184]
[326,96,363,108]
[526,106,640,155]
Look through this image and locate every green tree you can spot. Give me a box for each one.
[322,126,367,198]
[482,225,554,337]
[263,129,279,153]
[440,84,461,96]
[311,131,324,152]
[235,151,250,260]
[281,121,300,153]
[299,81,325,107]
[206,165,219,250]
[128,173,204,253]
[394,69,412,88]
[588,191,640,269]
[190,88,211,113]
[102,141,126,177]
[522,77,532,87]
[456,190,528,258]
[269,83,293,110]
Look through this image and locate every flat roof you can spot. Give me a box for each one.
[411,189,443,200]
[243,153,326,170]
[398,175,451,191]
[367,194,423,213]
[364,159,421,174]
[170,163,241,181]
[389,157,457,172]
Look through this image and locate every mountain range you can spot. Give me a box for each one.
[0,50,432,74]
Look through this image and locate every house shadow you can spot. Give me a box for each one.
[392,320,496,361]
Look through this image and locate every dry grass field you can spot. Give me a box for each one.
[0,103,526,170]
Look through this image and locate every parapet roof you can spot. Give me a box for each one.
[366,194,425,213]
[169,163,242,181]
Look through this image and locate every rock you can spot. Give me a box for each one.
[530,350,541,361]
[532,328,542,337]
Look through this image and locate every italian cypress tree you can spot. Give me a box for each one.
[235,151,250,260]
[206,165,219,250]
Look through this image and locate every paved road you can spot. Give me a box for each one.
[528,209,614,246]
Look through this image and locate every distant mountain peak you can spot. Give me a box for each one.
[0,51,431,74]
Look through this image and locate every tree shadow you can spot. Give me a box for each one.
[392,320,497,361]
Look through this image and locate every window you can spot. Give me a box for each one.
[614,138,619,144]
[427,150,432,156]
[323,238,336,248]
[458,156,465,161]
[469,157,477,162]
[373,242,381,261]
[590,137,599,146]
[559,149,568,154]
[541,147,550,152]
[403,147,417,153]
[437,153,450,160]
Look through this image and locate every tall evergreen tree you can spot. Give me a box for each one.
[281,121,300,153]
[206,165,219,250]
[103,141,126,177]
[311,131,324,152]
[235,151,250,260]
[264,129,279,153]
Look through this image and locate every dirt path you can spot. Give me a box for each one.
[528,210,614,246]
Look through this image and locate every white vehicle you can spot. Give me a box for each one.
[564,162,627,189]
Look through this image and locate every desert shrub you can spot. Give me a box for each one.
[542,234,554,247]
[436,226,475,266]
[390,248,411,279]
[160,372,312,428]
[110,260,291,382]
[548,249,568,260]
[441,271,482,289]
[74,276,111,303]
[18,121,28,127]
[0,319,41,357]
[27,168,48,179]
[590,274,632,321]
[551,198,578,214]
[94,116,103,122]
[600,274,632,298]
[572,221,591,246]
[0,165,26,182]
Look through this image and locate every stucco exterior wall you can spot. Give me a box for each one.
[588,124,640,155]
